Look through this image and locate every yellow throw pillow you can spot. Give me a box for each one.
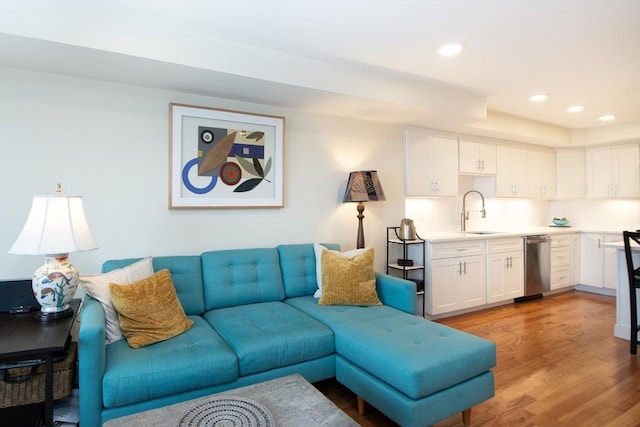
[109,269,193,348]
[318,247,382,306]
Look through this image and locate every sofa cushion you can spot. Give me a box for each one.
[201,248,285,310]
[80,257,154,344]
[204,301,334,376]
[276,243,340,298]
[102,316,237,408]
[102,256,205,315]
[109,269,194,348]
[286,296,496,399]
[317,247,381,306]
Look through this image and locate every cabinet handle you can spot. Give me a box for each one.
[458,262,462,275]
[597,238,601,249]
[463,261,467,275]
[481,159,485,170]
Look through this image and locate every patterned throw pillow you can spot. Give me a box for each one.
[318,247,382,306]
[109,269,193,348]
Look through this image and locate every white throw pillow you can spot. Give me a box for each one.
[313,243,368,298]
[80,257,154,344]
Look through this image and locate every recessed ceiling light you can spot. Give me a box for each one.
[567,105,584,113]
[529,94,548,102]
[599,114,616,122]
[438,42,463,57]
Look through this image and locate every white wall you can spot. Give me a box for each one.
[0,67,405,279]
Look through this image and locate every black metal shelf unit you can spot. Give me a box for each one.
[386,227,425,315]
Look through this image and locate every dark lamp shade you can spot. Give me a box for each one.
[342,170,386,203]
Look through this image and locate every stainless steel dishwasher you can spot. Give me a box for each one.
[515,234,550,302]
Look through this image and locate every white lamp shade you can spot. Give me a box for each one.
[9,195,98,255]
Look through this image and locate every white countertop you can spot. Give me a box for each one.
[417,227,623,243]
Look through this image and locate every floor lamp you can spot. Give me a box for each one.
[342,171,386,249]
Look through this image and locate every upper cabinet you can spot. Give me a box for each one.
[404,127,458,196]
[586,143,640,198]
[496,145,528,197]
[459,140,497,175]
[527,149,556,198]
[556,148,586,198]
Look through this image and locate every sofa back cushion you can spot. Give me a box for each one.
[277,243,340,298]
[102,256,205,315]
[201,248,285,310]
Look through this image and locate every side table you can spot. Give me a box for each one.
[0,299,80,427]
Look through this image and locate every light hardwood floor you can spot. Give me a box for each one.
[314,291,640,426]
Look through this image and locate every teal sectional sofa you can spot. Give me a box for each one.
[79,243,496,427]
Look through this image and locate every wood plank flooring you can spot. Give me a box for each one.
[314,290,640,426]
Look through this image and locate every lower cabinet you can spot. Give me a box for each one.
[580,233,620,290]
[426,240,486,315]
[486,238,524,303]
[430,255,486,314]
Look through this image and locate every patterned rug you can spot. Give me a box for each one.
[177,396,275,427]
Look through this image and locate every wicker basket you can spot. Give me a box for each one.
[0,341,76,408]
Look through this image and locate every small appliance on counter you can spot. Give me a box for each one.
[398,218,418,241]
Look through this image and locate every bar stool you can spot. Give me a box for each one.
[623,230,640,355]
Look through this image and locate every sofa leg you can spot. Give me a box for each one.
[462,408,471,426]
[357,395,366,415]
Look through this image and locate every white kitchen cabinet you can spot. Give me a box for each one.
[580,233,620,289]
[556,149,586,198]
[496,145,528,197]
[426,240,486,315]
[404,127,458,196]
[528,149,556,198]
[459,140,496,175]
[570,233,580,285]
[486,238,524,303]
[550,234,574,290]
[586,143,640,198]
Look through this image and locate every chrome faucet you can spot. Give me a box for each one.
[461,190,486,231]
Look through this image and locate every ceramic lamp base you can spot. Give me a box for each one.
[32,254,79,320]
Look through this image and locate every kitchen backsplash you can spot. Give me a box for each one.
[405,197,639,234]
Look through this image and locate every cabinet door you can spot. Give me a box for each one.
[430,258,461,314]
[556,149,586,198]
[496,145,528,197]
[505,251,524,299]
[405,128,458,196]
[528,150,556,198]
[612,144,640,197]
[586,146,613,197]
[487,251,523,303]
[580,233,603,287]
[459,140,496,175]
[458,255,486,309]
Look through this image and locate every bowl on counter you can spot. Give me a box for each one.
[552,218,569,226]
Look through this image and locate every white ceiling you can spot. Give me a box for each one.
[1,0,639,144]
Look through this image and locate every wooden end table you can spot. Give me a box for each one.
[0,299,80,427]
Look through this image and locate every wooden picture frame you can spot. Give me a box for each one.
[169,103,284,208]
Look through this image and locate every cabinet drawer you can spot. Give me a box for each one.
[430,240,485,259]
[487,237,523,254]
[551,235,571,247]
[551,266,571,289]
[551,247,570,267]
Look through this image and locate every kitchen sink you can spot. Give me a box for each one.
[465,231,506,235]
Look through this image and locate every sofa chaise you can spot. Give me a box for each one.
[79,243,496,427]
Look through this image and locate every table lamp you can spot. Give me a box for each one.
[342,170,386,249]
[9,184,98,320]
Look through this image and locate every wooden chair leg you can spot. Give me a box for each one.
[357,395,366,415]
[462,408,472,426]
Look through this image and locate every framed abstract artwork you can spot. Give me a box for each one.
[169,103,285,208]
